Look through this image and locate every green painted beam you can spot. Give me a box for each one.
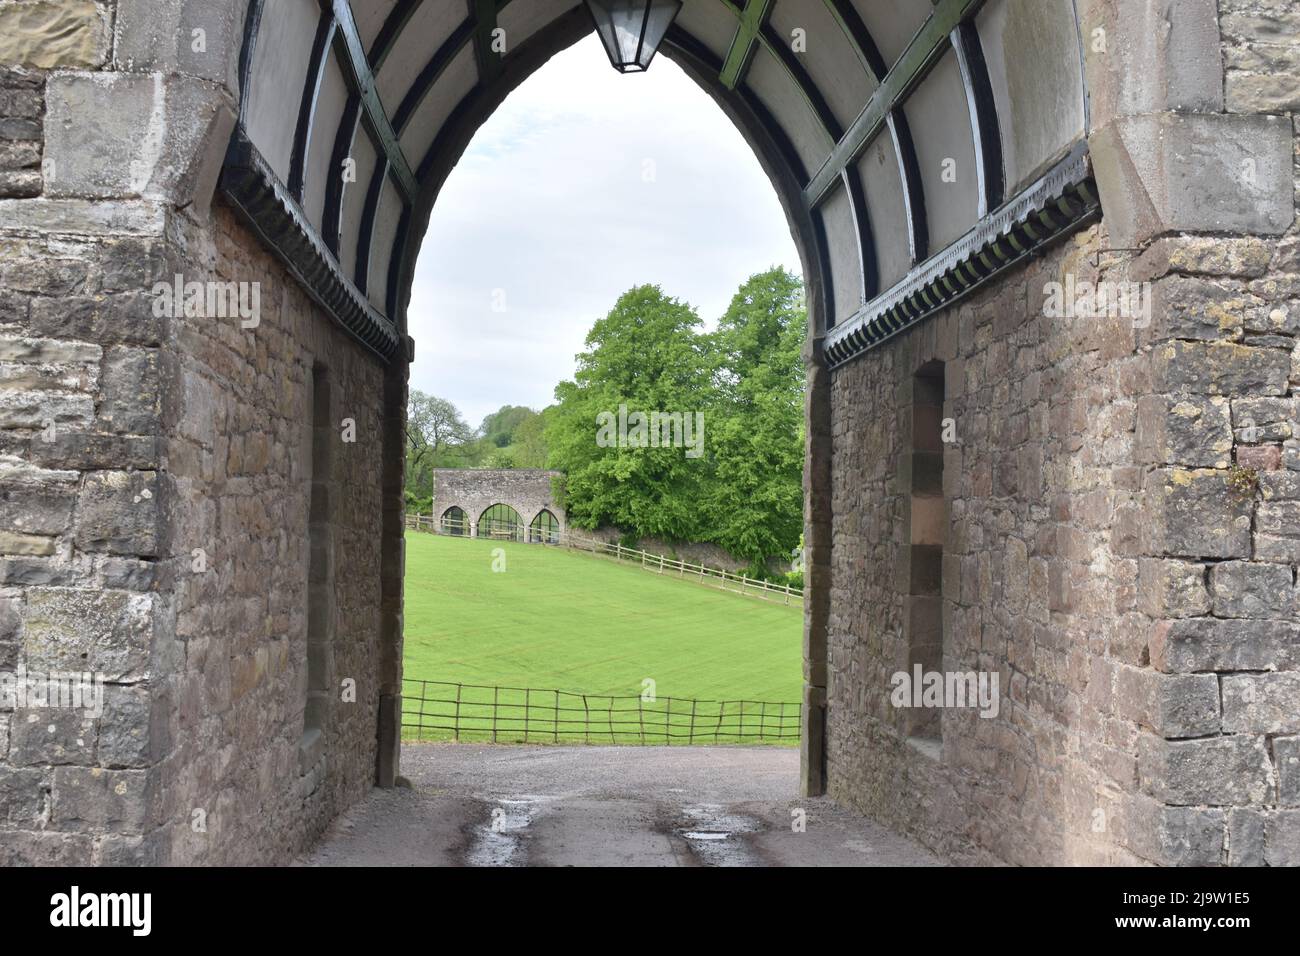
[802,0,985,208]
[719,0,771,90]
[331,0,417,203]
[473,0,504,82]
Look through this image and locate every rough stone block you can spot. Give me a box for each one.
[28,294,163,348]
[0,829,92,866]
[1149,672,1221,738]
[1150,276,1250,341]
[0,256,88,295]
[98,348,160,435]
[1082,0,1225,120]
[1125,795,1224,865]
[1255,501,1300,562]
[0,115,42,141]
[95,832,162,866]
[1222,673,1300,734]
[0,198,167,237]
[1237,444,1283,471]
[1133,236,1273,281]
[51,766,152,833]
[0,139,40,170]
[1265,811,1300,867]
[1228,72,1300,112]
[44,73,235,210]
[97,684,154,768]
[22,588,153,681]
[0,484,76,537]
[1260,470,1300,500]
[1147,468,1252,559]
[1136,395,1232,467]
[1233,396,1298,443]
[1210,560,1293,618]
[0,390,94,430]
[113,0,246,92]
[1091,113,1294,246]
[1137,558,1210,618]
[0,1,108,69]
[0,766,47,826]
[7,707,97,766]
[97,556,156,592]
[0,531,56,556]
[74,470,159,556]
[1138,734,1273,806]
[99,238,167,294]
[0,592,19,641]
[1151,618,1298,673]
[0,167,40,198]
[1227,808,1266,867]
[1155,340,1291,397]
[0,335,101,365]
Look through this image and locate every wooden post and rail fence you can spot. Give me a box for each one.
[405,513,803,607]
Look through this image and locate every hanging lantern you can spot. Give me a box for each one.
[585,0,684,73]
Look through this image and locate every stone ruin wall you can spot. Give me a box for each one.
[823,0,1300,865]
[0,2,394,862]
[432,468,565,534]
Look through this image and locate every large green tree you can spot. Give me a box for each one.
[480,405,535,448]
[546,285,714,541]
[702,268,806,569]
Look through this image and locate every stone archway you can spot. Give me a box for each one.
[0,0,1296,866]
[431,468,566,541]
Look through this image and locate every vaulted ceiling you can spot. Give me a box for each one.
[221,0,1097,367]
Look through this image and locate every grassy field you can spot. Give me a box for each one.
[402,532,802,744]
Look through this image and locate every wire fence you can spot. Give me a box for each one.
[402,679,801,746]
[407,513,803,606]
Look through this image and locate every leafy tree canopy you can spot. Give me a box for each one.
[406,270,808,572]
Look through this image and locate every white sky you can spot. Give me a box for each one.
[406,34,801,429]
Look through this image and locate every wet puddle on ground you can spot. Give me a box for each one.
[677,805,762,866]
[464,797,538,866]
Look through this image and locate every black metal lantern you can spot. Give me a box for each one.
[585,0,683,73]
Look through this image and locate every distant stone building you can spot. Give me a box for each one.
[432,469,565,543]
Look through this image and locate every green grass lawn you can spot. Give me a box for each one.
[402,532,802,744]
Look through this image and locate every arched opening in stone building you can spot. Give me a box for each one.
[211,0,1094,860]
[529,509,561,544]
[477,503,524,540]
[440,505,469,535]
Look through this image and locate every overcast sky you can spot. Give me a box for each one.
[407,34,801,429]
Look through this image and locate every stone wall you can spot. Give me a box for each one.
[828,225,1134,865]
[823,0,1300,865]
[0,0,399,864]
[0,42,173,861]
[432,468,564,535]
[153,203,390,865]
